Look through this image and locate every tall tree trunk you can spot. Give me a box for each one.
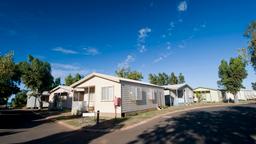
[234,93,239,103]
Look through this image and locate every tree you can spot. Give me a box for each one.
[252,82,256,90]
[158,73,169,85]
[0,52,20,105]
[178,73,185,84]
[64,73,83,86]
[169,72,178,85]
[148,74,158,85]
[12,90,27,108]
[18,55,53,109]
[244,21,256,68]
[51,77,61,89]
[115,68,143,81]
[218,57,247,103]
[244,21,256,89]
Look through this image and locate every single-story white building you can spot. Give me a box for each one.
[26,91,50,109]
[222,89,256,101]
[70,72,166,117]
[193,87,223,103]
[49,85,73,110]
[163,83,194,106]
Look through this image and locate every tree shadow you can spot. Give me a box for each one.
[23,118,128,144]
[128,105,256,144]
[0,110,49,129]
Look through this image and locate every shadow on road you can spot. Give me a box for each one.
[128,105,256,144]
[23,118,128,144]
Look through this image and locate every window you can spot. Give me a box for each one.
[89,86,95,93]
[136,87,142,100]
[101,86,114,101]
[84,87,88,94]
[73,92,84,101]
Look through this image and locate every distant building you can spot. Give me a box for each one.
[163,83,194,106]
[221,89,256,102]
[49,85,73,110]
[193,87,223,103]
[26,91,50,109]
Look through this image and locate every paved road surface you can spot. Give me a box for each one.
[1,104,256,144]
[0,110,72,144]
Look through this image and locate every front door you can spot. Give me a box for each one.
[85,86,95,112]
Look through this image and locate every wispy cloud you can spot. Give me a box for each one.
[83,47,99,56]
[52,47,78,54]
[118,55,135,69]
[138,27,151,40]
[178,1,188,12]
[167,21,175,36]
[137,27,151,53]
[153,52,172,63]
[51,63,89,80]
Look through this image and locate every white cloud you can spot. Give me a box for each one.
[178,1,188,12]
[139,45,147,53]
[118,55,135,69]
[83,47,99,56]
[153,52,172,63]
[51,63,89,80]
[138,27,151,40]
[137,27,151,53]
[52,47,78,54]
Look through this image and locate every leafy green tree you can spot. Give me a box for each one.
[115,68,129,78]
[127,71,143,80]
[178,73,185,84]
[218,57,247,103]
[252,82,256,90]
[244,21,256,89]
[51,77,61,89]
[244,21,256,68]
[148,74,158,85]
[18,55,53,109]
[64,73,83,86]
[158,73,169,85]
[65,74,73,86]
[115,68,143,81]
[0,52,20,105]
[12,90,27,108]
[169,72,178,85]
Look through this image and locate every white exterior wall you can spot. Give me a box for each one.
[26,96,49,108]
[225,90,256,101]
[49,88,73,109]
[74,76,122,115]
[194,88,222,102]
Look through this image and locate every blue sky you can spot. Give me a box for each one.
[0,0,256,89]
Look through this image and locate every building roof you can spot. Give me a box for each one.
[194,87,219,91]
[70,72,163,88]
[27,91,50,96]
[50,85,72,93]
[163,83,193,90]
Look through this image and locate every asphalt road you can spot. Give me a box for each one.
[0,110,72,144]
[1,104,256,144]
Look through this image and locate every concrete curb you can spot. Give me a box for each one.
[120,103,251,131]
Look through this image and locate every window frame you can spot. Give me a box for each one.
[101,86,114,102]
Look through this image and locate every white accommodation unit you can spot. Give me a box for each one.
[223,89,256,101]
[70,72,165,117]
[163,83,194,106]
[49,85,73,110]
[193,87,223,102]
[26,91,50,109]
